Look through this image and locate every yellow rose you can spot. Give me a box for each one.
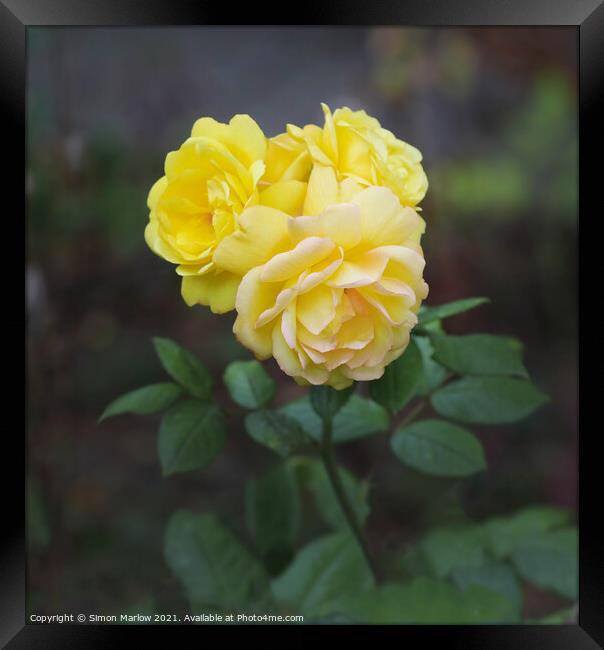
[257,132,311,216]
[213,186,428,389]
[285,103,428,208]
[144,114,267,314]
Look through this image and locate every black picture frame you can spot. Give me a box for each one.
[7,1,600,646]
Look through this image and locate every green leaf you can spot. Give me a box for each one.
[153,337,212,400]
[309,385,354,422]
[431,376,549,424]
[430,334,528,378]
[451,561,523,615]
[271,533,374,618]
[164,510,271,611]
[418,525,487,578]
[339,577,518,623]
[244,410,310,457]
[369,338,423,413]
[245,464,301,574]
[511,528,578,599]
[294,458,370,531]
[415,335,448,396]
[223,360,275,410]
[279,395,389,444]
[158,399,226,476]
[483,506,571,558]
[99,382,183,421]
[422,318,446,335]
[391,419,486,477]
[419,297,490,326]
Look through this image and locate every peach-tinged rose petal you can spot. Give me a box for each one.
[346,288,371,316]
[347,319,394,369]
[298,324,337,354]
[334,291,357,323]
[301,343,326,365]
[323,348,356,371]
[336,316,374,350]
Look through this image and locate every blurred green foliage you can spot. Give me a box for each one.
[436,73,577,221]
[28,131,152,258]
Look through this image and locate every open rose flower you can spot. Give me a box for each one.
[213,185,428,389]
[144,114,267,314]
[284,103,428,208]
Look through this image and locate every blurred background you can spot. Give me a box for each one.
[26,27,577,618]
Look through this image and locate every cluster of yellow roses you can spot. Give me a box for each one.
[145,104,429,389]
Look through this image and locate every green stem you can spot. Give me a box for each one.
[319,416,379,581]
[396,398,427,431]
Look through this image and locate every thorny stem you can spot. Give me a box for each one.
[319,416,380,582]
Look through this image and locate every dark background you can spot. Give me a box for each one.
[26,27,577,617]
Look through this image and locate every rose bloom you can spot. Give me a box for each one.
[266,103,428,211]
[145,114,268,314]
[145,107,428,319]
[213,184,428,389]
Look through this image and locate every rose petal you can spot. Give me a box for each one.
[181,270,240,314]
[260,180,307,216]
[213,205,290,276]
[303,165,339,216]
[260,236,335,283]
[319,202,362,250]
[296,284,336,335]
[328,250,389,288]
